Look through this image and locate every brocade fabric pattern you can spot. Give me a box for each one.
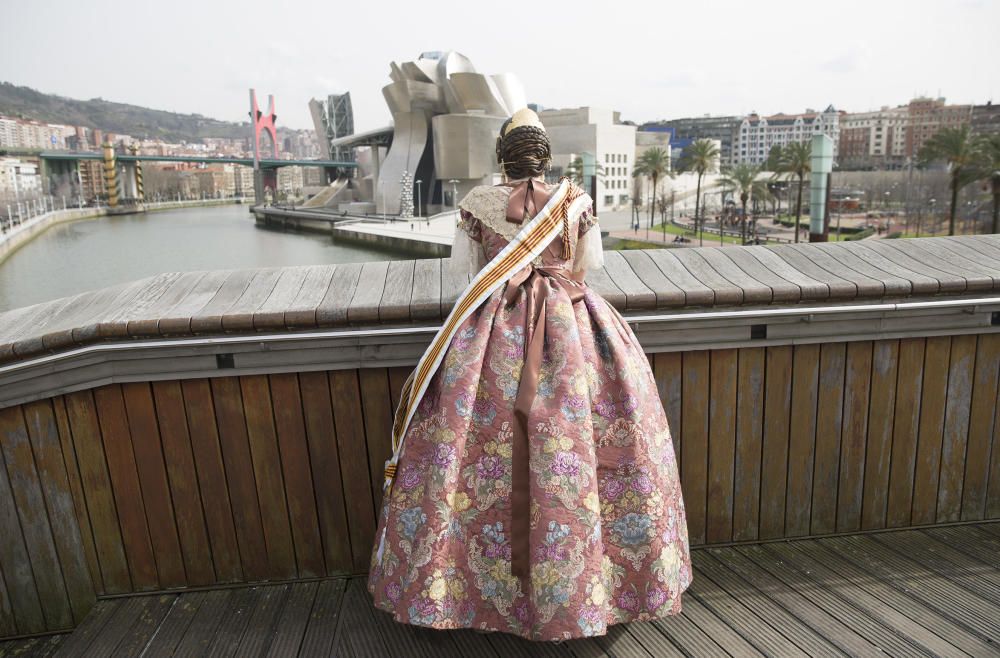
[367,182,692,642]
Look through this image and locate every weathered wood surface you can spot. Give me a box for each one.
[6,521,994,657]
[3,235,1000,366]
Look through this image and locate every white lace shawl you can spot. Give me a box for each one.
[448,184,603,279]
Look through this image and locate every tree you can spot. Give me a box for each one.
[975,134,1000,234]
[634,147,671,227]
[677,139,720,246]
[775,141,811,243]
[918,125,981,236]
[564,156,604,187]
[719,163,765,244]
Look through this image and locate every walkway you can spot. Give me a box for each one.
[4,522,998,657]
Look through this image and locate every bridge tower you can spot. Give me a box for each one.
[101,142,120,208]
[249,89,279,203]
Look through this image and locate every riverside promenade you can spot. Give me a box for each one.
[1,235,999,655]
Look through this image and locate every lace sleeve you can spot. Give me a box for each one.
[449,209,487,279]
[572,203,603,273]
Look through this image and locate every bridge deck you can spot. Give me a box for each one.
[4,522,998,657]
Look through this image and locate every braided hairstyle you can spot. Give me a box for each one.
[496,121,551,180]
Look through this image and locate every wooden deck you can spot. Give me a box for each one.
[3,522,997,657]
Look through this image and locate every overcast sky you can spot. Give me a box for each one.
[2,0,997,133]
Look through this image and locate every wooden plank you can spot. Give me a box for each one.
[379,260,415,322]
[21,400,96,624]
[785,344,819,538]
[51,397,102,596]
[189,269,256,334]
[64,391,130,594]
[861,241,970,293]
[687,567,811,657]
[124,270,204,337]
[440,260,471,316]
[619,250,686,307]
[837,341,872,533]
[150,381,215,586]
[653,352,682,473]
[948,234,1000,259]
[680,350,709,545]
[180,379,242,583]
[767,540,978,658]
[990,376,1000,520]
[825,242,938,295]
[723,247,803,302]
[706,348,736,543]
[811,343,845,535]
[881,238,998,290]
[643,250,719,306]
[409,259,442,321]
[284,265,337,329]
[268,373,325,579]
[203,586,262,657]
[121,382,186,588]
[91,273,184,340]
[239,375,296,580]
[234,585,289,656]
[221,267,283,332]
[765,244,859,299]
[157,269,232,335]
[887,338,924,527]
[787,243,891,296]
[330,370,378,570]
[938,334,976,523]
[691,551,843,657]
[798,535,997,657]
[42,282,145,352]
[303,579,355,657]
[348,261,390,324]
[601,251,656,310]
[253,266,311,330]
[861,340,898,530]
[963,334,1000,520]
[2,297,83,360]
[912,336,951,525]
[210,376,269,581]
[0,548,15,638]
[748,246,831,300]
[109,594,175,657]
[139,590,208,656]
[51,599,121,657]
[826,534,999,637]
[671,593,765,656]
[359,368,394,514]
[0,406,74,630]
[316,261,362,326]
[710,546,883,657]
[732,348,764,542]
[931,237,1000,281]
[923,524,1000,569]
[643,612,721,657]
[299,371,353,575]
[171,589,233,658]
[0,413,46,635]
[696,248,772,304]
[93,385,159,590]
[79,595,147,657]
[583,265,626,310]
[759,345,792,539]
[264,581,318,657]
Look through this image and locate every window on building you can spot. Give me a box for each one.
[604,195,614,206]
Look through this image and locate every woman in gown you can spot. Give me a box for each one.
[367,108,692,642]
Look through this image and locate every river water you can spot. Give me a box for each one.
[0,204,407,312]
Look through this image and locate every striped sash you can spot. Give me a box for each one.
[374,178,586,565]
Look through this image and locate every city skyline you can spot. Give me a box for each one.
[1,0,997,133]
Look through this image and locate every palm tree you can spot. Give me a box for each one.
[719,164,765,244]
[564,156,604,187]
[918,125,980,236]
[775,141,811,243]
[678,139,720,246]
[976,134,1000,234]
[635,147,671,227]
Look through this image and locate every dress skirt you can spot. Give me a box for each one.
[367,265,692,642]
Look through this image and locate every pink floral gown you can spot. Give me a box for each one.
[367,180,692,642]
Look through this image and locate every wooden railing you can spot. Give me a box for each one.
[0,235,999,639]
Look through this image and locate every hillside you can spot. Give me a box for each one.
[0,82,251,142]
